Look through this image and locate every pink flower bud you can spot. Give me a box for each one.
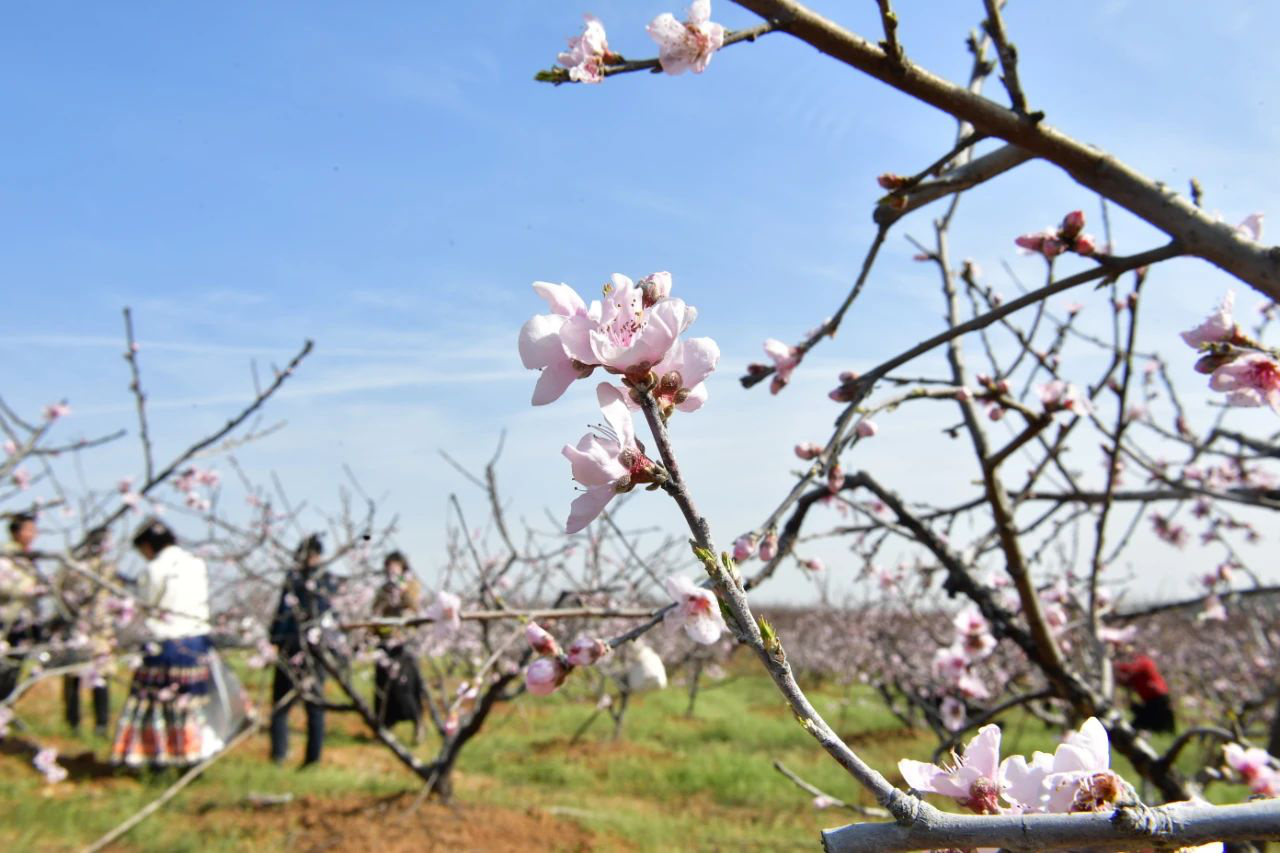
[827,463,844,494]
[1073,234,1097,255]
[443,711,460,736]
[566,635,609,667]
[759,531,778,562]
[877,172,908,190]
[525,622,558,656]
[855,419,878,438]
[987,404,1004,421]
[525,658,567,696]
[794,442,823,460]
[1060,209,1086,239]
[954,387,973,402]
[732,534,757,561]
[800,557,824,572]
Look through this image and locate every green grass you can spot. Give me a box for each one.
[0,660,1253,851]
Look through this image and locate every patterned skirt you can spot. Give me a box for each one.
[110,636,225,768]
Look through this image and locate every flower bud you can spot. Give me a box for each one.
[525,622,558,656]
[1073,233,1097,255]
[637,271,671,307]
[855,419,878,438]
[800,557,824,572]
[794,442,823,460]
[877,172,908,190]
[566,635,609,667]
[954,387,973,402]
[732,534,758,562]
[1060,209,1086,240]
[759,530,779,562]
[827,463,844,494]
[524,658,567,696]
[659,371,682,395]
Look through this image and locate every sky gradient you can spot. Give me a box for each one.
[3,1,1278,602]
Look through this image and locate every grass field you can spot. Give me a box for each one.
[0,655,1243,851]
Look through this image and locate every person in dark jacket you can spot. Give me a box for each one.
[268,534,336,766]
[372,551,425,743]
[1115,652,1176,733]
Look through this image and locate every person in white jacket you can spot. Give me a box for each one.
[110,519,224,768]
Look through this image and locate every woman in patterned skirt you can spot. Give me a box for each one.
[110,519,223,768]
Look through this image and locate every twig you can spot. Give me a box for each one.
[773,760,890,817]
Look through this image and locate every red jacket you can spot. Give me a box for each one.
[1114,655,1169,701]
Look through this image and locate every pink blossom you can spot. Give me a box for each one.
[899,724,1004,814]
[1037,380,1094,415]
[1181,291,1238,349]
[426,590,462,642]
[519,281,597,405]
[43,402,71,421]
[1015,229,1067,259]
[939,696,966,732]
[758,530,778,562]
[1237,212,1265,243]
[826,463,843,494]
[2,440,16,456]
[525,657,567,696]
[1060,210,1085,239]
[1198,594,1227,622]
[628,335,720,415]
[663,575,727,644]
[557,14,613,84]
[763,339,800,394]
[443,711,460,736]
[1072,234,1097,255]
[1224,743,1280,796]
[562,383,660,534]
[647,0,725,75]
[855,419,878,438]
[1098,625,1138,646]
[525,622,558,656]
[566,635,609,667]
[33,747,67,785]
[586,274,696,375]
[732,534,757,562]
[794,442,823,460]
[1210,353,1280,411]
[800,557,823,572]
[1042,717,1126,813]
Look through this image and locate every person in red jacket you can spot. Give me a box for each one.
[1114,653,1176,733]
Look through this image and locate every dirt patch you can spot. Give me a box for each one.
[194,791,604,852]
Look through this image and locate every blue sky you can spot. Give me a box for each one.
[3,1,1278,602]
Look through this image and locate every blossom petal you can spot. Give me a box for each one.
[562,435,625,487]
[597,382,635,449]
[532,359,580,406]
[566,485,615,534]
[518,314,568,369]
[532,281,587,317]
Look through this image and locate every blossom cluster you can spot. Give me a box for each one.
[518,271,718,533]
[1181,290,1280,412]
[1014,209,1098,259]
[554,2,725,83]
[1223,743,1280,797]
[522,621,609,696]
[900,719,1135,816]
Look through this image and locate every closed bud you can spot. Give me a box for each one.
[759,530,779,562]
[733,534,758,562]
[524,658,568,696]
[1060,209,1086,240]
[877,172,908,190]
[659,371,682,394]
[827,463,844,494]
[1073,233,1097,255]
[794,442,823,460]
[566,635,609,667]
[637,272,672,307]
[673,388,691,404]
[525,622,558,656]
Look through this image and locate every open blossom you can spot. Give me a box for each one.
[585,274,697,375]
[1223,744,1280,796]
[562,383,662,534]
[557,14,614,84]
[1209,353,1280,411]
[519,281,598,405]
[899,724,1005,814]
[647,0,725,75]
[525,657,567,696]
[627,335,720,416]
[566,635,609,667]
[33,747,67,784]
[1037,380,1094,415]
[762,339,801,394]
[663,575,727,644]
[1181,291,1238,349]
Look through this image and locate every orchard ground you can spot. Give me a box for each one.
[0,651,1245,851]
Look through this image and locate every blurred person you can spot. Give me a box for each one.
[1115,651,1176,734]
[58,527,113,735]
[268,534,335,766]
[110,519,222,768]
[372,551,425,743]
[0,513,41,701]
